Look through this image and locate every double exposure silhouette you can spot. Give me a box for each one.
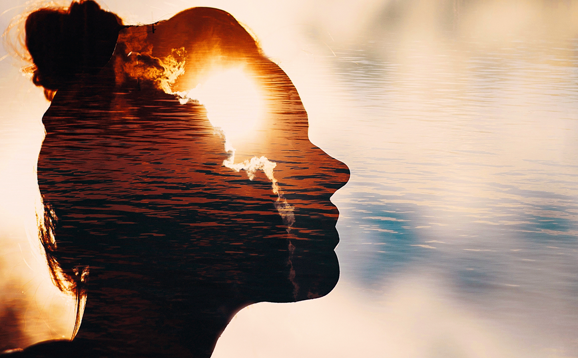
[3,1,349,356]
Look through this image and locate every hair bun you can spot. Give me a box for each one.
[25,1,123,100]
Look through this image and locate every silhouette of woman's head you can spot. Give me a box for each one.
[25,0,122,100]
[21,2,349,356]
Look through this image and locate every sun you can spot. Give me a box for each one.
[177,66,265,150]
[173,66,295,230]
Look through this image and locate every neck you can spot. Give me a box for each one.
[75,279,242,357]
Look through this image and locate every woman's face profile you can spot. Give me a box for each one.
[27,4,350,355]
[37,9,349,305]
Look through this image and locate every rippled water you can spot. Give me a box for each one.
[2,0,578,357]
[331,34,578,349]
[292,20,577,358]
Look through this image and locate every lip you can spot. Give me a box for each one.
[291,204,340,246]
[280,196,342,300]
[271,156,348,300]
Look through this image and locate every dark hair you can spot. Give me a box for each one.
[38,204,88,339]
[25,0,123,338]
[25,0,123,100]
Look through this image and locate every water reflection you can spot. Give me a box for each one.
[1,3,348,357]
[2,0,578,357]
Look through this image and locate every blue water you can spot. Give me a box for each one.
[318,32,578,354]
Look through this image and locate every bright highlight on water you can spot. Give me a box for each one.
[174,67,295,231]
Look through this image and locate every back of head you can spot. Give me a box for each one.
[25,0,123,100]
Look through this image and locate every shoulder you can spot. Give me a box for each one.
[0,339,99,358]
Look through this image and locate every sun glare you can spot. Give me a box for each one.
[178,67,265,147]
[173,66,295,231]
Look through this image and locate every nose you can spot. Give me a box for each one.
[312,144,350,195]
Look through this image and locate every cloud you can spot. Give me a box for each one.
[214,276,552,358]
